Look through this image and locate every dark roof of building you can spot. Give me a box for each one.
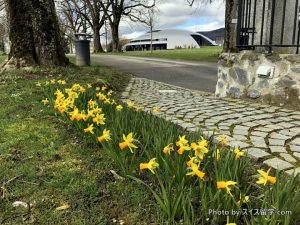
[197,28,225,40]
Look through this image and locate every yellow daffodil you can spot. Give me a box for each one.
[119,132,138,153]
[163,143,174,155]
[97,129,112,142]
[84,124,94,134]
[217,180,237,196]
[69,108,79,121]
[116,105,123,111]
[88,99,97,108]
[186,156,201,167]
[176,135,191,154]
[127,101,135,108]
[256,168,276,185]
[234,147,244,160]
[42,98,49,105]
[186,162,205,180]
[45,81,50,86]
[96,92,107,101]
[101,86,108,91]
[92,113,106,125]
[107,90,113,96]
[140,158,159,174]
[36,82,41,87]
[50,79,56,84]
[190,138,208,159]
[87,84,92,88]
[104,98,111,104]
[219,134,228,145]
[134,105,143,112]
[57,80,66,85]
[67,91,79,100]
[96,87,100,91]
[54,89,64,100]
[152,106,161,113]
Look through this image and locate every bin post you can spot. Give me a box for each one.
[74,33,92,66]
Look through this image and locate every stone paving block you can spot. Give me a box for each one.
[252,141,268,149]
[250,135,265,142]
[293,152,300,159]
[263,158,294,170]
[285,168,300,176]
[251,131,268,137]
[233,129,249,136]
[232,135,248,141]
[289,145,300,153]
[290,115,300,120]
[269,146,287,153]
[289,127,300,133]
[254,127,274,132]
[245,148,270,159]
[269,133,290,140]
[268,139,285,146]
[265,124,284,130]
[290,137,300,145]
[280,153,297,163]
[276,122,295,128]
[228,141,250,149]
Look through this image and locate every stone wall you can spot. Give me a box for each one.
[216,51,300,109]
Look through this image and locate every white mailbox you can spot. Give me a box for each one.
[256,65,275,78]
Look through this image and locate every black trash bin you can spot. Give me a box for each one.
[74,33,92,66]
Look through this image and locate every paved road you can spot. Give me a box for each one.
[91,55,218,93]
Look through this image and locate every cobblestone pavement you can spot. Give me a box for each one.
[121,77,300,176]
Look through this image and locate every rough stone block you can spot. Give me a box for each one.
[263,158,294,170]
[245,148,270,159]
[285,168,300,176]
[269,145,287,153]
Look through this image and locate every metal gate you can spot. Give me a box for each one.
[236,0,300,53]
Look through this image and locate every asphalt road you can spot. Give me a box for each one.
[90,55,218,93]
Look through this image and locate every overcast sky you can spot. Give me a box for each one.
[119,0,225,39]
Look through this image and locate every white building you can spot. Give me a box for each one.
[123,29,217,51]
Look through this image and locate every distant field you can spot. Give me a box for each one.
[0,55,7,64]
[104,46,223,63]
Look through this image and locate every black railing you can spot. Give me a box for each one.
[236,0,300,54]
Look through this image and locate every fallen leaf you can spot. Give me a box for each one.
[55,203,70,211]
[12,201,29,208]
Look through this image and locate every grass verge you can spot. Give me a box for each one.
[0,55,7,64]
[101,46,222,63]
[0,65,158,224]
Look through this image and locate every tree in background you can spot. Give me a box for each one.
[2,0,68,69]
[138,0,159,53]
[100,0,155,52]
[187,0,236,52]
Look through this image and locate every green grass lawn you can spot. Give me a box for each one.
[104,46,222,63]
[0,55,7,64]
[0,65,158,224]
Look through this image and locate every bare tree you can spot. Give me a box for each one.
[73,0,109,53]
[138,0,159,53]
[100,0,155,52]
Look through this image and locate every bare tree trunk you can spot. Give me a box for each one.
[150,26,153,53]
[93,25,104,53]
[111,22,119,52]
[224,0,238,52]
[3,0,69,69]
